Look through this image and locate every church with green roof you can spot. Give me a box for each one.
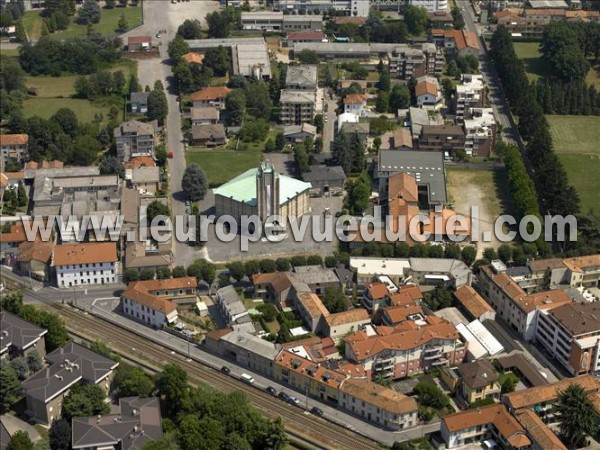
[213,161,312,228]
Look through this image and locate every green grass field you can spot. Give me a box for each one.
[547,115,600,214]
[186,149,263,187]
[23,6,141,41]
[22,98,111,123]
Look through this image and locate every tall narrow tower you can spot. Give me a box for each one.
[256,160,280,221]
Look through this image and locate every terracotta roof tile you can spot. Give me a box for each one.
[515,409,567,450]
[0,134,28,146]
[454,285,494,318]
[191,86,231,101]
[415,81,438,97]
[0,222,27,244]
[182,52,203,64]
[367,282,389,300]
[53,242,117,266]
[340,378,417,414]
[343,94,367,105]
[325,308,370,327]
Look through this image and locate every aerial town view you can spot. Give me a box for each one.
[1,0,599,448]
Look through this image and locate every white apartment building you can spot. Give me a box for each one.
[463,107,496,157]
[410,0,448,11]
[535,302,600,376]
[274,0,370,16]
[454,74,485,122]
[53,243,118,288]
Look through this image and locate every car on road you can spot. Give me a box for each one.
[266,386,277,396]
[287,396,301,406]
[220,366,230,374]
[185,200,190,206]
[240,373,255,384]
[155,33,161,38]
[167,151,174,158]
[310,407,324,417]
[278,392,291,402]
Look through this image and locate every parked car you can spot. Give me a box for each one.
[240,373,255,384]
[185,200,190,206]
[266,386,277,396]
[167,151,174,158]
[310,407,324,417]
[287,396,301,406]
[220,366,230,375]
[278,392,291,402]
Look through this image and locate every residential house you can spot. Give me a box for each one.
[345,316,467,380]
[22,342,118,425]
[190,107,220,125]
[291,265,341,295]
[124,234,172,273]
[0,222,27,253]
[53,242,118,288]
[71,397,162,450]
[502,375,600,424]
[114,120,157,162]
[0,312,47,360]
[215,285,253,330]
[126,165,161,195]
[495,8,600,38]
[0,134,28,171]
[515,409,568,450]
[294,291,330,334]
[441,404,532,449]
[362,282,391,312]
[376,304,425,327]
[280,90,316,125]
[479,262,573,341]
[428,10,454,27]
[408,106,444,140]
[124,155,156,170]
[535,302,600,376]
[463,107,496,157]
[190,86,231,109]
[343,94,367,116]
[456,359,501,405]
[431,29,481,57]
[417,125,466,154]
[340,121,370,145]
[190,124,227,147]
[496,353,550,388]
[453,285,496,322]
[127,36,152,52]
[336,112,360,132]
[121,278,198,328]
[323,309,370,344]
[285,31,326,46]
[286,65,318,91]
[130,92,149,114]
[302,165,345,195]
[0,171,24,195]
[415,76,443,109]
[252,272,295,307]
[17,241,54,281]
[284,123,317,144]
[272,349,418,430]
[454,74,486,122]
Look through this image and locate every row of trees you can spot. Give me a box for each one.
[332,130,365,175]
[19,34,121,76]
[225,254,331,283]
[74,69,127,99]
[503,144,540,221]
[224,81,273,126]
[533,77,600,116]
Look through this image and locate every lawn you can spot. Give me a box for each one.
[22,5,141,41]
[186,148,263,187]
[22,98,111,123]
[26,75,79,97]
[547,115,600,214]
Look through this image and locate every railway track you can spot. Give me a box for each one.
[4,283,382,450]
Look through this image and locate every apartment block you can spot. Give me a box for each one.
[417,124,465,153]
[53,243,118,288]
[495,8,599,38]
[389,44,443,79]
[463,107,496,157]
[479,262,572,341]
[280,90,316,125]
[535,302,600,376]
[114,120,157,162]
[345,314,467,380]
[454,74,486,122]
[0,311,47,360]
[215,285,254,332]
[0,134,28,171]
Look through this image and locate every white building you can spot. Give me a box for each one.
[53,243,118,288]
[463,107,496,157]
[410,0,448,11]
[215,285,251,326]
[343,94,367,116]
[455,74,485,122]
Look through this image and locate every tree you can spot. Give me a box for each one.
[77,0,101,24]
[61,383,109,421]
[290,255,306,267]
[0,364,22,412]
[297,49,319,64]
[275,258,291,272]
[206,8,240,39]
[113,363,154,398]
[244,82,272,120]
[264,138,276,153]
[99,155,124,177]
[375,90,389,113]
[259,259,277,273]
[348,180,370,215]
[275,132,286,151]
[129,73,141,94]
[224,89,246,126]
[404,6,428,36]
[17,182,27,207]
[307,255,323,266]
[413,381,450,410]
[172,266,187,278]
[168,35,190,62]
[10,357,29,380]
[177,19,202,39]
[555,384,600,448]
[50,108,79,137]
[227,261,245,282]
[244,260,260,277]
[139,268,155,281]
[14,19,26,43]
[147,88,168,124]
[146,200,170,226]
[423,287,453,311]
[323,287,348,313]
[7,431,33,450]
[293,143,309,174]
[155,364,190,418]
[389,84,410,110]
[182,164,208,202]
[117,12,128,31]
[203,46,229,77]
[377,68,390,92]
[123,268,140,283]
[461,246,476,266]
[26,350,43,373]
[313,114,324,134]
[444,243,461,259]
[156,266,172,280]
[324,255,338,268]
[105,0,115,8]
[332,131,352,174]
[49,419,71,450]
[483,248,498,261]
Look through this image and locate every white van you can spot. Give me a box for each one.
[240,373,255,384]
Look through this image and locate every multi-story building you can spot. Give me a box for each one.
[285,31,327,46]
[417,124,465,154]
[479,261,573,341]
[463,107,496,157]
[343,94,367,116]
[560,255,600,288]
[281,15,325,32]
[241,11,324,32]
[215,285,252,329]
[190,86,231,110]
[495,8,600,38]
[0,312,47,360]
[345,316,467,380]
[280,90,316,125]
[456,359,501,405]
[71,397,163,450]
[409,0,448,11]
[0,134,28,172]
[389,44,443,79]
[114,120,157,162]
[286,64,318,91]
[503,374,600,424]
[121,278,197,328]
[453,285,496,322]
[441,404,532,449]
[415,76,443,109]
[454,74,486,122]
[515,409,568,450]
[22,342,118,425]
[431,29,480,57]
[535,302,600,376]
[274,0,370,17]
[273,349,418,429]
[53,243,118,288]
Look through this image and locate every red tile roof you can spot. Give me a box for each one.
[0,134,28,146]
[53,243,118,266]
[287,31,326,41]
[128,36,152,44]
[343,94,367,105]
[191,86,231,102]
